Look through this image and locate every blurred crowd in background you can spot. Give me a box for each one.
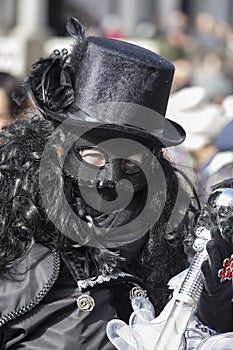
[1,1,233,204]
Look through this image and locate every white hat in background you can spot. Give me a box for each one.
[222,95,233,121]
[166,86,229,151]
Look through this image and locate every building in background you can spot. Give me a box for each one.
[1,0,233,78]
[1,0,233,39]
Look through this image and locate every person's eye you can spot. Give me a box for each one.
[79,149,106,167]
[121,159,140,171]
[121,154,143,172]
[121,153,144,172]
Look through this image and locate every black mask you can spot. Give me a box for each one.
[62,131,162,246]
[60,124,166,252]
[64,134,149,214]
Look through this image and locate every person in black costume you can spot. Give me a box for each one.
[0,18,218,350]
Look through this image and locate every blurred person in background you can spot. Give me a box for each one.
[156,10,233,102]
[166,86,230,172]
[0,72,24,129]
[191,51,233,102]
[170,58,192,93]
[157,10,194,62]
[198,96,233,204]
[214,20,233,50]
[193,12,218,52]
[191,12,233,102]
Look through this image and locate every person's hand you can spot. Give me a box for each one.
[196,226,233,332]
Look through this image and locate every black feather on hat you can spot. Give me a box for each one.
[28,17,185,147]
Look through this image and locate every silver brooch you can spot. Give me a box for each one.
[77,294,95,312]
[129,286,147,300]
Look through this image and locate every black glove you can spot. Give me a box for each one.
[196,226,233,332]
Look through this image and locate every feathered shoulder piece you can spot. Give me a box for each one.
[27,17,87,118]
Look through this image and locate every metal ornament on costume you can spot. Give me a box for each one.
[207,187,233,242]
[206,187,233,283]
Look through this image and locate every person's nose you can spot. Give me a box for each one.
[96,159,122,201]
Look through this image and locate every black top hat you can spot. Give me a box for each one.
[28,17,185,147]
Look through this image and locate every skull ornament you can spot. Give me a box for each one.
[207,187,233,242]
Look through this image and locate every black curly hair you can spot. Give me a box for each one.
[0,116,64,267]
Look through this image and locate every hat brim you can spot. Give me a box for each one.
[46,104,186,148]
[81,119,186,147]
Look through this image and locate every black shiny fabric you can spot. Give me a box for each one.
[0,244,140,350]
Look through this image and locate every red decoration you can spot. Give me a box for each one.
[218,255,233,282]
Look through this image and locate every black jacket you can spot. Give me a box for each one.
[0,244,146,349]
